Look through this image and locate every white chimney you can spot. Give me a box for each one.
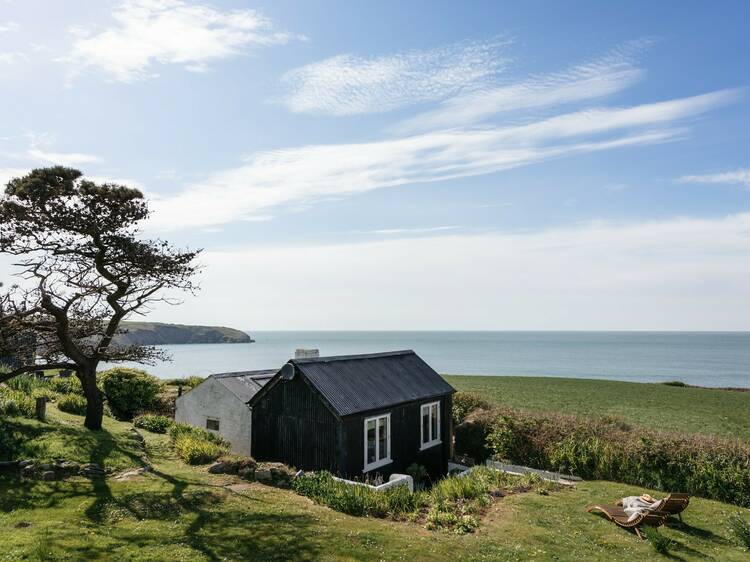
[295,348,320,360]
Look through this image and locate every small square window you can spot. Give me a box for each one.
[206,418,220,431]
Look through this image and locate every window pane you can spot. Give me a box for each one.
[431,404,439,441]
[367,419,376,464]
[423,408,431,443]
[206,419,219,431]
[378,416,388,460]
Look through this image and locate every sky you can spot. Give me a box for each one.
[1,0,749,331]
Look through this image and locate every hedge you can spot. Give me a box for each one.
[455,406,750,507]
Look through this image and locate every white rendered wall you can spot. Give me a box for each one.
[175,378,252,456]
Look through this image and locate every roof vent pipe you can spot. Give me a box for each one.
[295,348,320,360]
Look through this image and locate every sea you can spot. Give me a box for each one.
[108,331,750,389]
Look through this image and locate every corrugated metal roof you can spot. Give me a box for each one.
[291,350,454,417]
[212,369,276,403]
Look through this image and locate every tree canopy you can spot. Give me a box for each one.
[0,167,200,429]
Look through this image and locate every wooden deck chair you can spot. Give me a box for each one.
[658,493,690,522]
[586,504,668,539]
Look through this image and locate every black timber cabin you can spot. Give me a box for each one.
[247,351,455,479]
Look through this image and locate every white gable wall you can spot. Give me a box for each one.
[175,377,252,456]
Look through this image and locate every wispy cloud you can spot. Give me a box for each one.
[280,39,510,116]
[148,90,738,230]
[363,226,461,235]
[0,51,25,64]
[0,21,19,32]
[26,148,100,166]
[190,211,750,330]
[65,0,295,83]
[679,169,750,188]
[394,40,651,133]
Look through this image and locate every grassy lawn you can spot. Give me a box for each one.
[445,375,750,441]
[0,405,146,470]
[1,409,749,561]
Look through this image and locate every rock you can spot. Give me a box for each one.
[22,465,36,477]
[57,461,80,475]
[41,471,57,481]
[18,460,33,469]
[114,467,149,481]
[255,468,272,482]
[81,463,102,471]
[38,463,53,472]
[238,467,255,480]
[208,462,228,474]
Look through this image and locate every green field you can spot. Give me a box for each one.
[1,405,749,561]
[445,375,750,441]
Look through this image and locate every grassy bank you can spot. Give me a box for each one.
[445,375,750,441]
[1,421,749,561]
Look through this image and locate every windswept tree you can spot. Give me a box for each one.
[0,167,199,429]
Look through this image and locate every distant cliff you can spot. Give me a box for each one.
[116,322,253,346]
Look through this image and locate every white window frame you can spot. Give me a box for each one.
[363,412,392,472]
[206,417,220,432]
[420,401,441,450]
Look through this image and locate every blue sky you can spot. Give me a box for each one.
[1,0,749,330]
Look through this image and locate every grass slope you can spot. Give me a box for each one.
[0,405,146,470]
[1,421,749,560]
[445,375,750,441]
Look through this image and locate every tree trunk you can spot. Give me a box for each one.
[79,369,104,430]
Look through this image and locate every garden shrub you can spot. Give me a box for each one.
[5,374,49,395]
[133,414,173,434]
[454,408,496,462]
[49,375,82,395]
[173,435,226,465]
[99,368,163,420]
[31,387,59,403]
[406,463,428,490]
[476,406,750,507]
[164,376,204,389]
[168,422,229,465]
[0,387,35,418]
[57,393,87,416]
[452,392,492,425]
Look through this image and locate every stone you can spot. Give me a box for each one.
[255,468,272,482]
[18,460,33,469]
[41,471,57,481]
[22,465,36,477]
[208,462,228,474]
[38,463,53,472]
[238,467,255,480]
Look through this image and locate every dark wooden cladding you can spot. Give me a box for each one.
[251,374,339,472]
[340,394,452,479]
[249,353,455,479]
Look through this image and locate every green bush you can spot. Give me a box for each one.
[168,422,229,465]
[729,513,750,549]
[5,374,49,395]
[99,368,163,420]
[31,387,59,403]
[164,376,204,389]
[57,393,87,416]
[0,386,35,418]
[133,414,173,434]
[49,375,82,395]
[452,392,492,425]
[476,406,750,507]
[292,471,425,519]
[173,435,226,465]
[454,408,496,462]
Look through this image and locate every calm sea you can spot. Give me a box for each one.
[109,331,750,388]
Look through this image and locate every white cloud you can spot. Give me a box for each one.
[280,39,510,115]
[679,169,750,188]
[150,211,750,330]
[0,21,19,32]
[148,90,738,230]
[394,40,651,133]
[364,226,461,235]
[0,51,25,64]
[65,0,294,83]
[0,167,29,187]
[26,148,100,166]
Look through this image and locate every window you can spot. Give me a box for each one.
[364,413,391,471]
[206,418,220,431]
[420,401,441,449]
